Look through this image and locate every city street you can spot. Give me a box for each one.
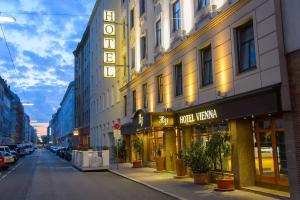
[0,149,175,200]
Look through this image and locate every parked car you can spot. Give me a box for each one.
[64,147,73,161]
[6,145,20,161]
[57,147,67,158]
[17,144,27,157]
[0,146,10,153]
[51,146,60,153]
[23,144,34,154]
[1,151,15,164]
[0,152,9,170]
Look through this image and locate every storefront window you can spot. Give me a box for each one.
[259,131,275,176]
[192,124,231,172]
[148,130,164,161]
[255,118,288,186]
[276,131,288,177]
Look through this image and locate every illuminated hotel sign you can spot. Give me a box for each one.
[179,109,218,124]
[103,10,116,78]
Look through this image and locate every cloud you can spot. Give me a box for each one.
[0,0,96,122]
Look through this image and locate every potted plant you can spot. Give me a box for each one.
[174,150,187,178]
[207,132,233,191]
[182,142,211,184]
[155,147,165,172]
[132,136,143,168]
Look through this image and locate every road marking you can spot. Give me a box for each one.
[0,161,23,182]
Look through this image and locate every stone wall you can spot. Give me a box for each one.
[286,49,300,200]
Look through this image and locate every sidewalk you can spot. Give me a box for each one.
[109,163,289,200]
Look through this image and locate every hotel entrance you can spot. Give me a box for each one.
[254,118,289,187]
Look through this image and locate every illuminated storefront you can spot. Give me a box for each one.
[176,85,288,189]
[121,109,177,170]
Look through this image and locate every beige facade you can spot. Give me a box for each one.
[87,0,126,149]
[118,0,296,197]
[121,0,289,120]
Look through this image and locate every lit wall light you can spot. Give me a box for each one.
[183,0,194,34]
[135,6,141,73]
[165,73,172,108]
[0,16,16,23]
[211,0,226,9]
[162,1,170,50]
[149,88,155,112]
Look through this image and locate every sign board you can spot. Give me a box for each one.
[113,129,121,142]
[103,10,116,78]
[178,109,218,125]
[73,128,79,136]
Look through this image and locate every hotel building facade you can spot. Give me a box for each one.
[117,0,299,198]
[78,0,300,198]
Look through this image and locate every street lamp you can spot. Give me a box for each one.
[0,16,16,23]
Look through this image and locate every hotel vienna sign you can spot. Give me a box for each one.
[179,109,218,125]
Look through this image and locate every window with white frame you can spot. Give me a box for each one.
[131,47,135,68]
[142,83,148,109]
[140,0,145,16]
[172,0,181,32]
[156,19,162,47]
[197,0,209,10]
[200,45,213,86]
[236,21,256,73]
[140,36,147,60]
[174,62,183,96]
[130,9,134,29]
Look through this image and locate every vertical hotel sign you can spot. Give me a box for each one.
[103,10,116,78]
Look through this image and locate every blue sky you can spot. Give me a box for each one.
[0,0,96,123]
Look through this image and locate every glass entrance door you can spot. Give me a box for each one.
[254,118,288,186]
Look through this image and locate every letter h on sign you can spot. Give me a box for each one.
[104,10,115,22]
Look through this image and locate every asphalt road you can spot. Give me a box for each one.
[0,149,175,200]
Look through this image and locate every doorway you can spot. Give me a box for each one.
[254,118,288,186]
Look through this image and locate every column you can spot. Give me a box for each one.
[231,119,256,188]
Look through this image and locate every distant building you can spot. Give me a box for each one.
[48,81,75,147]
[23,114,30,143]
[10,93,25,144]
[0,77,13,145]
[74,27,90,148]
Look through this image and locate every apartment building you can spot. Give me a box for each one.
[74,0,126,151]
[118,0,298,197]
[74,27,91,148]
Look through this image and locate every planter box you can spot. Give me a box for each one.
[72,150,109,171]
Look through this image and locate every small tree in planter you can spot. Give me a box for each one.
[174,150,187,178]
[207,132,233,191]
[113,140,127,163]
[132,136,143,168]
[182,142,211,184]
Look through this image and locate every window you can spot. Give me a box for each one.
[172,0,181,32]
[123,56,127,75]
[142,83,148,109]
[124,95,127,116]
[236,21,256,73]
[141,36,147,60]
[131,48,135,68]
[130,9,134,29]
[155,19,162,47]
[198,0,209,10]
[123,20,126,39]
[157,74,163,103]
[174,62,183,96]
[200,46,213,86]
[140,0,145,16]
[132,90,136,113]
